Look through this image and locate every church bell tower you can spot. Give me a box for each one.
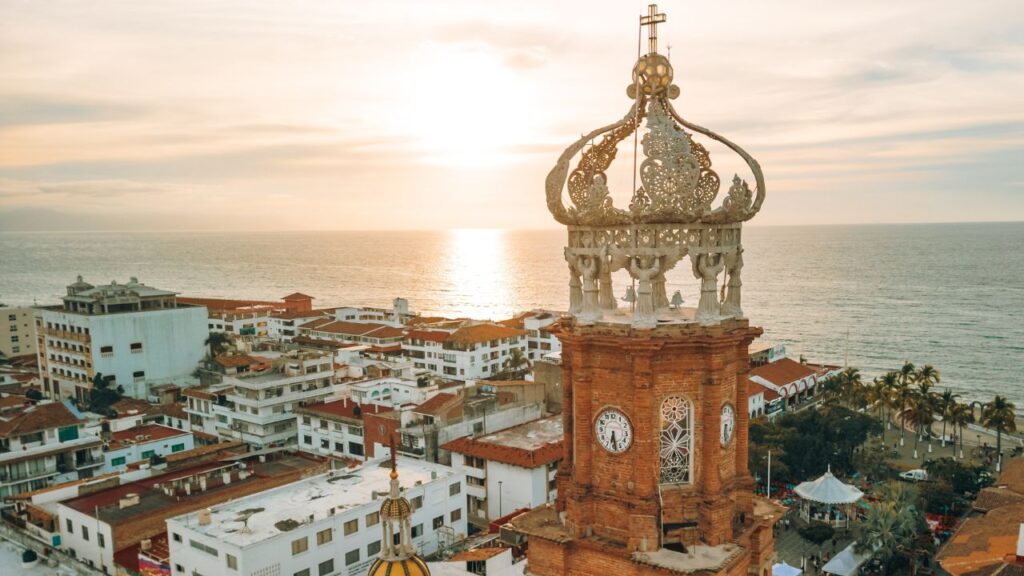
[513,5,780,576]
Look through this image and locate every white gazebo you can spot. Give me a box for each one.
[793,466,864,529]
[772,562,803,576]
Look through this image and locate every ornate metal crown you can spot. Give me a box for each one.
[551,5,765,328]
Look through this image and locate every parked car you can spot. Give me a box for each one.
[899,469,929,482]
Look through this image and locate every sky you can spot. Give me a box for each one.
[0,0,1022,231]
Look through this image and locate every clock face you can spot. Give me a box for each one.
[720,404,736,446]
[595,409,633,454]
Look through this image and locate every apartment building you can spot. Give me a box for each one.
[166,457,466,576]
[298,319,405,353]
[0,306,38,359]
[443,416,562,526]
[403,323,528,381]
[500,310,562,362]
[56,451,327,574]
[36,277,207,400]
[294,398,397,461]
[187,350,340,448]
[100,424,194,473]
[0,400,103,499]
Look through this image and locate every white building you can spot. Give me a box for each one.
[346,377,440,408]
[166,457,467,576]
[189,350,341,448]
[443,416,562,525]
[295,398,397,461]
[0,400,103,498]
[36,276,208,400]
[100,423,194,473]
[501,311,562,362]
[403,323,528,381]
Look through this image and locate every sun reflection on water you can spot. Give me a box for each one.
[442,229,514,320]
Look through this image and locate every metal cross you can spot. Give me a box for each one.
[640,4,667,55]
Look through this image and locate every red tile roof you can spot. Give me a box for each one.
[405,330,450,344]
[272,309,332,320]
[450,547,509,561]
[443,429,563,469]
[282,292,315,301]
[303,320,404,339]
[296,399,392,421]
[749,357,818,386]
[414,393,460,417]
[108,424,189,450]
[0,401,82,437]
[447,323,527,345]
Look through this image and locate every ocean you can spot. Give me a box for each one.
[1,223,1022,407]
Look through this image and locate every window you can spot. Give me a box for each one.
[316,528,332,545]
[411,524,423,538]
[433,515,444,530]
[450,509,462,523]
[320,439,329,449]
[411,496,423,510]
[345,549,360,566]
[172,443,185,453]
[333,422,343,431]
[348,442,364,457]
[133,370,145,382]
[367,540,381,557]
[465,455,485,469]
[659,395,693,484]
[343,519,358,535]
[348,426,363,437]
[172,533,182,543]
[83,526,90,541]
[66,519,73,534]
[175,565,183,573]
[449,482,461,496]
[467,476,484,487]
[318,559,334,576]
[302,416,311,425]
[365,511,379,527]
[303,435,312,445]
[100,345,113,356]
[10,335,19,343]
[7,314,15,321]
[11,346,18,354]
[294,570,309,576]
[334,442,344,452]
[130,342,143,353]
[141,450,155,459]
[291,537,308,555]
[226,554,237,570]
[190,540,218,556]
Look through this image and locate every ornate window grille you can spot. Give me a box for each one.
[659,395,693,484]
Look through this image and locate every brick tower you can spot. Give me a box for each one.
[512,5,781,575]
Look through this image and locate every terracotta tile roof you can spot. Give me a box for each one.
[997,458,1024,495]
[298,317,335,330]
[937,503,1024,576]
[447,323,527,346]
[291,335,350,349]
[449,547,509,561]
[414,393,460,416]
[296,399,392,421]
[108,424,189,450]
[151,403,187,420]
[272,308,333,320]
[304,320,404,339]
[0,401,82,437]
[214,353,268,369]
[183,387,216,400]
[0,396,29,409]
[281,292,315,301]
[973,486,1024,513]
[111,397,157,416]
[754,381,781,401]
[749,357,818,386]
[164,440,244,463]
[405,330,450,344]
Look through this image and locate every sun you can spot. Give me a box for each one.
[398,44,539,166]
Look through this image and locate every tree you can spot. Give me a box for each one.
[853,438,896,482]
[205,332,234,358]
[981,395,1017,470]
[500,347,530,379]
[890,371,915,445]
[87,372,122,415]
[871,372,898,442]
[900,394,934,459]
[854,502,917,575]
[840,367,866,410]
[923,457,988,495]
[945,402,974,459]
[26,389,43,401]
[936,389,959,446]
[918,481,957,515]
[798,521,835,546]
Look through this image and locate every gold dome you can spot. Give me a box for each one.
[367,556,430,576]
[380,495,412,520]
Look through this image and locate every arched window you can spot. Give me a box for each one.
[660,395,693,484]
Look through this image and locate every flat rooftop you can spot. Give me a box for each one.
[442,416,563,468]
[475,416,562,451]
[108,424,189,450]
[170,457,455,547]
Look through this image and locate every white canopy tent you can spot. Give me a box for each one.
[821,542,872,576]
[793,466,864,528]
[772,562,803,576]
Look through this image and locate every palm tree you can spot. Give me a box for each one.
[981,395,1018,471]
[946,402,974,459]
[500,347,530,379]
[901,394,934,460]
[876,371,899,441]
[854,502,917,574]
[205,332,234,358]
[916,365,940,387]
[840,366,866,410]
[937,389,959,447]
[914,380,938,443]
[891,372,914,446]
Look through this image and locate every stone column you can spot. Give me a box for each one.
[598,255,617,310]
[629,256,659,328]
[564,249,582,315]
